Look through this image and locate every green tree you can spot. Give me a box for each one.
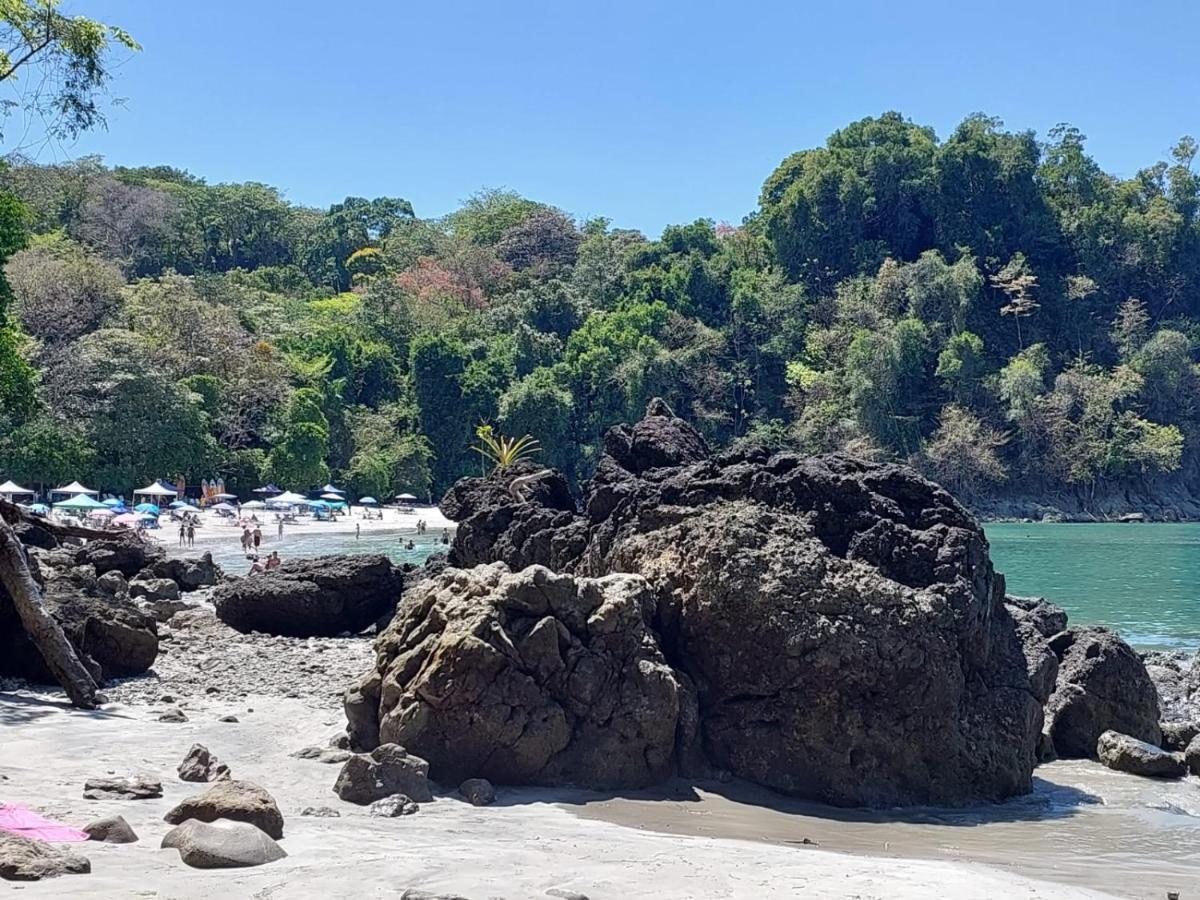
[264,388,330,489]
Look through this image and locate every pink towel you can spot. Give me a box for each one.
[0,804,90,842]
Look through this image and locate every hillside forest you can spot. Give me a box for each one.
[0,112,1197,510]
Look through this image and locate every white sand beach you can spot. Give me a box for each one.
[0,688,1115,900]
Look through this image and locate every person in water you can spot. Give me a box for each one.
[405,540,415,550]
[253,525,262,551]
[265,551,281,571]
[355,522,360,540]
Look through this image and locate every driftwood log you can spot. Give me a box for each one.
[0,512,98,708]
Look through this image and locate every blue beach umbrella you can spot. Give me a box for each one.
[358,496,378,505]
[102,497,124,508]
[134,502,160,515]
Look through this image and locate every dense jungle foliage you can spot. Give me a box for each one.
[0,111,1197,505]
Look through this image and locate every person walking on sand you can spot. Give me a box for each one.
[241,527,251,553]
[253,525,262,551]
[277,516,283,538]
[186,522,195,548]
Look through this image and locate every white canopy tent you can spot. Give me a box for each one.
[269,491,308,505]
[133,483,179,500]
[52,481,98,498]
[0,480,34,501]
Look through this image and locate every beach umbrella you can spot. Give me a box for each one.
[54,494,108,511]
[134,502,160,515]
[253,483,282,495]
[358,496,378,505]
[214,492,237,500]
[242,500,266,509]
[54,480,98,497]
[272,491,307,504]
[112,512,140,526]
[28,503,49,515]
[320,483,346,495]
[102,497,125,508]
[320,492,344,500]
[212,502,235,512]
[88,508,116,518]
[168,500,190,509]
[396,493,417,501]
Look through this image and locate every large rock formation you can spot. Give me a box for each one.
[0,563,158,683]
[1043,626,1162,758]
[353,564,683,790]
[349,399,1052,807]
[212,554,403,637]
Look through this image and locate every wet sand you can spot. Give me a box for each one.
[571,767,1200,899]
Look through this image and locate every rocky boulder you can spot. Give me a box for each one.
[178,744,231,782]
[83,815,137,844]
[1044,627,1161,758]
[73,535,165,578]
[161,820,285,869]
[0,564,158,684]
[147,552,223,591]
[1096,730,1185,778]
[163,780,284,839]
[350,564,684,790]
[129,576,181,603]
[0,831,90,880]
[417,399,1051,807]
[212,554,402,637]
[332,744,434,804]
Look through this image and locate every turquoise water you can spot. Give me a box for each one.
[171,529,450,575]
[986,522,1200,650]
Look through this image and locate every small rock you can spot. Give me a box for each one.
[163,780,285,838]
[0,831,90,880]
[458,778,496,807]
[300,806,341,818]
[292,745,351,764]
[178,744,231,782]
[83,775,163,800]
[368,794,419,817]
[219,715,239,723]
[547,891,591,900]
[1184,734,1200,775]
[1097,730,1186,778]
[159,707,188,723]
[400,892,471,900]
[161,819,286,869]
[160,694,175,704]
[82,815,138,844]
[333,744,434,805]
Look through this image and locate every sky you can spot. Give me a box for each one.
[17,0,1200,237]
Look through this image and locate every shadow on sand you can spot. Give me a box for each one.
[493,773,1101,827]
[0,690,131,727]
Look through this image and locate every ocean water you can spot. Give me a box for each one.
[986,522,1200,650]
[173,528,451,575]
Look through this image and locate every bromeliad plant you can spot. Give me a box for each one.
[471,424,541,472]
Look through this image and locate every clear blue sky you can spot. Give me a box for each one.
[33,0,1200,237]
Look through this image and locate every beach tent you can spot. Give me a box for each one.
[358,496,378,505]
[253,484,282,495]
[271,491,307,505]
[0,480,34,501]
[320,484,346,495]
[134,482,178,499]
[52,481,98,498]
[134,503,161,515]
[319,492,344,501]
[54,494,108,511]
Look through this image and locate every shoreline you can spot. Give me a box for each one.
[0,686,1116,900]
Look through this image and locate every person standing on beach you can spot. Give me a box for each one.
[186,521,195,547]
[253,525,262,551]
[178,522,186,547]
[277,517,283,538]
